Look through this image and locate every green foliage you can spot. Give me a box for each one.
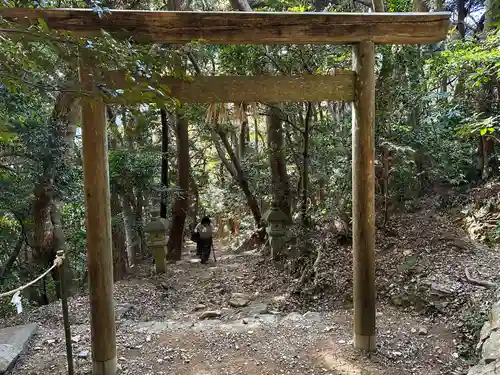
[109,148,159,191]
[458,307,488,362]
[0,0,499,322]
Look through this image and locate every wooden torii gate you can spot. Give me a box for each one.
[0,8,450,375]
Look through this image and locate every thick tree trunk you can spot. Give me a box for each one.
[266,105,291,219]
[165,0,190,261]
[32,92,79,303]
[167,109,190,261]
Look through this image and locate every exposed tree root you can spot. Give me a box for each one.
[464,267,498,289]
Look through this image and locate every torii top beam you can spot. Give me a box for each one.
[0,8,450,45]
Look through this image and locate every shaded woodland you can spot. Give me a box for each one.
[0,0,499,372]
[0,0,498,305]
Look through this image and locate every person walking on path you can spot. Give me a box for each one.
[194,216,215,264]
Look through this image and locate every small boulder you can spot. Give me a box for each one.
[193,304,207,311]
[229,293,250,308]
[199,310,222,320]
[77,350,90,359]
[281,312,303,322]
[242,303,269,316]
[303,311,322,322]
[482,330,500,364]
[467,361,497,375]
[418,327,428,336]
[115,303,136,320]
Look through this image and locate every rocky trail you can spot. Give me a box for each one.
[3,196,500,375]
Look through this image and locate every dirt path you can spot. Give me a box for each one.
[8,227,480,375]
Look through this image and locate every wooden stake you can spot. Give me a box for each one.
[57,250,74,375]
[79,56,117,375]
[351,41,376,351]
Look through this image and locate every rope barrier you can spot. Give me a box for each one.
[0,250,74,375]
[0,252,64,298]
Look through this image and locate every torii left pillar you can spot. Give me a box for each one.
[80,55,117,375]
[351,40,376,351]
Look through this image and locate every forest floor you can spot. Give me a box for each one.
[3,192,500,375]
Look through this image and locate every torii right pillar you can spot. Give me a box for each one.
[352,40,376,351]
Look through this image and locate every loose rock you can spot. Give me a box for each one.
[194,304,207,311]
[77,350,90,359]
[199,310,222,320]
[229,293,251,308]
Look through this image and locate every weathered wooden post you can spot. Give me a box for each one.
[351,41,376,351]
[57,250,74,375]
[79,57,117,375]
[262,202,288,259]
[145,196,168,273]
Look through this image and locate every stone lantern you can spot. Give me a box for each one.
[145,197,168,273]
[262,202,289,259]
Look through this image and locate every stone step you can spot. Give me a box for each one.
[0,324,37,374]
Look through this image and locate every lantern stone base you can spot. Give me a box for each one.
[145,219,168,274]
[152,243,167,273]
[263,204,289,260]
[268,235,285,260]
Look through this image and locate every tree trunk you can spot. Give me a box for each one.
[164,0,190,262]
[371,0,384,11]
[121,193,139,266]
[317,103,324,122]
[485,0,500,30]
[230,130,239,157]
[435,0,448,92]
[413,0,427,11]
[160,108,169,218]
[111,191,127,281]
[189,174,199,227]
[229,0,252,11]
[266,105,291,219]
[135,189,147,257]
[457,0,466,38]
[32,92,79,303]
[301,103,312,223]
[167,108,190,261]
[319,179,326,207]
[478,0,499,180]
[212,127,263,229]
[254,118,259,152]
[0,234,24,283]
[239,104,249,159]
